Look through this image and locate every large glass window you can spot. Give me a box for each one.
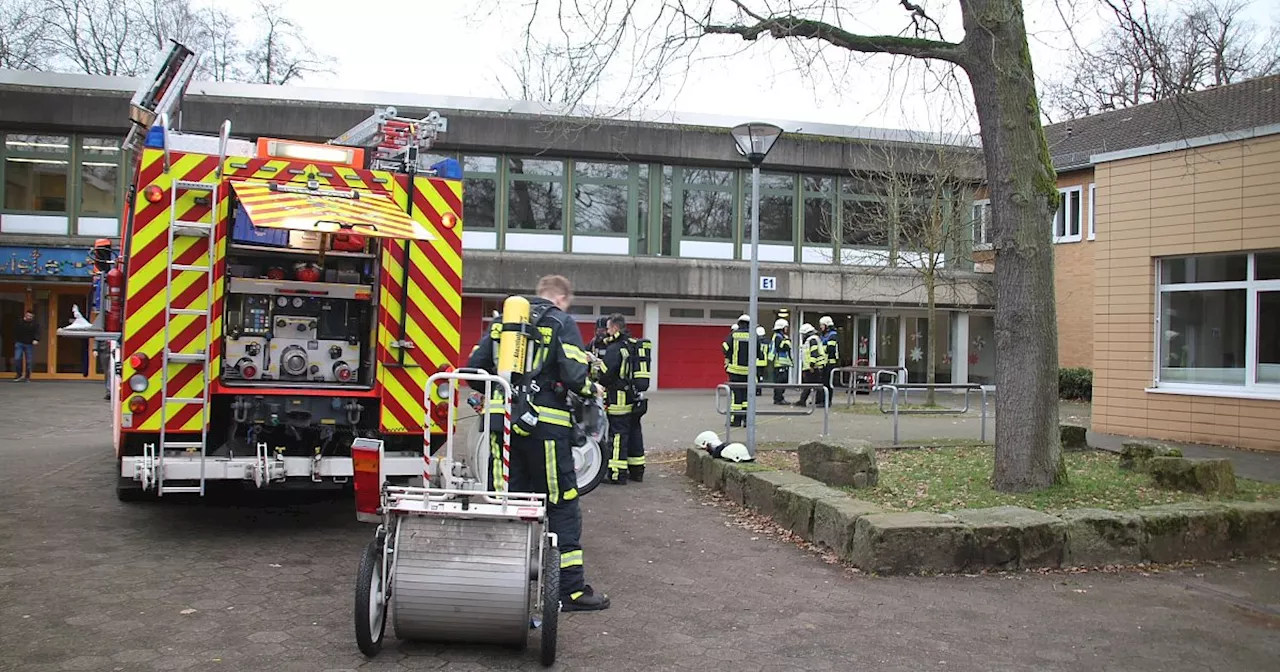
[79,137,120,215]
[841,198,889,248]
[462,155,498,230]
[4,134,71,213]
[507,157,564,231]
[572,161,630,234]
[1156,251,1280,393]
[802,176,834,245]
[740,172,794,243]
[681,168,734,239]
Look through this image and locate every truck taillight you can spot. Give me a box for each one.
[143,185,164,203]
[128,353,150,371]
[351,440,382,523]
[430,401,450,430]
[127,396,147,413]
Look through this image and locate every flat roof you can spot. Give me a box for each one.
[0,69,979,148]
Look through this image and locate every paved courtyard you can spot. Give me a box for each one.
[2,382,1279,671]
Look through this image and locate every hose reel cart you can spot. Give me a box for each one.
[352,370,560,666]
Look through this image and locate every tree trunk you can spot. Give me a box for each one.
[962,0,1066,491]
[926,275,937,407]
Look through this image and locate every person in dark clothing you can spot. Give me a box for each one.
[464,275,611,612]
[722,315,751,427]
[13,310,38,382]
[771,319,792,405]
[598,313,645,484]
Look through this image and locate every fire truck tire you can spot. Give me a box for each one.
[115,471,154,503]
[538,535,559,667]
[354,538,387,657]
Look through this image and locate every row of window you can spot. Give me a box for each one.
[970,183,1097,247]
[1156,251,1280,392]
[1,134,124,235]
[428,152,975,251]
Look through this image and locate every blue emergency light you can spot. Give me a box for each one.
[430,158,463,180]
[144,124,166,149]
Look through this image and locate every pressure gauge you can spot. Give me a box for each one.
[292,297,304,308]
[276,297,288,307]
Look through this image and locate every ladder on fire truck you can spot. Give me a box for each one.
[328,107,448,173]
[126,38,229,496]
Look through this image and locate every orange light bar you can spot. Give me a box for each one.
[255,138,364,168]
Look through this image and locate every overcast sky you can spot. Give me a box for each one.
[213,0,1272,135]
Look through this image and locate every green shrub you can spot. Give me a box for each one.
[1059,367,1093,401]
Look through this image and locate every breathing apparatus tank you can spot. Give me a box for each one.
[496,295,531,380]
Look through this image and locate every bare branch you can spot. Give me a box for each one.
[703,14,965,65]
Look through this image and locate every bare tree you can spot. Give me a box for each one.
[0,0,49,69]
[195,6,244,82]
[1046,0,1280,119]
[44,0,149,76]
[242,0,332,85]
[493,0,1066,491]
[820,137,983,406]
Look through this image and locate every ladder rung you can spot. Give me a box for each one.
[163,441,204,450]
[175,180,217,192]
[161,486,203,494]
[169,308,208,316]
[172,222,212,236]
[165,397,207,405]
[171,264,210,273]
[166,352,207,363]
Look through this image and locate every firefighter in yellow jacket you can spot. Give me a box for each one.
[794,323,826,406]
[597,313,646,484]
[722,315,752,427]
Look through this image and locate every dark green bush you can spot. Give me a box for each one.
[1059,367,1093,401]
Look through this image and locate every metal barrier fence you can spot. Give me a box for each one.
[829,366,904,406]
[876,383,992,445]
[714,383,831,452]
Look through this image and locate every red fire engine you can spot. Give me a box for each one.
[63,41,465,500]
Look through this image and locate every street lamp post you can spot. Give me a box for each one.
[730,122,783,459]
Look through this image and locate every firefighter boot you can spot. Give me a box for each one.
[628,465,645,483]
[563,585,612,612]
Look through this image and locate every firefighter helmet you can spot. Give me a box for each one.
[756,326,765,337]
[800,323,816,335]
[694,430,721,450]
[774,318,788,331]
[718,442,752,462]
[819,315,835,328]
[738,314,751,324]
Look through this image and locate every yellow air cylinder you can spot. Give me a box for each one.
[496,295,531,379]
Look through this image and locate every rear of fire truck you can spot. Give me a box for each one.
[106,41,463,500]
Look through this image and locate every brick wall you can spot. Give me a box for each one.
[968,169,1098,369]
[1092,133,1280,452]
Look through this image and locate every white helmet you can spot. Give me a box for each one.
[719,442,752,462]
[738,314,751,323]
[819,315,834,328]
[800,323,816,335]
[694,430,721,450]
[774,318,788,331]
[756,326,765,336]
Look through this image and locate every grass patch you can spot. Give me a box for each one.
[835,402,965,416]
[756,444,1280,513]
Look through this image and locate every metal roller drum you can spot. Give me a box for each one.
[391,515,534,645]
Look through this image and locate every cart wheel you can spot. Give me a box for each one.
[355,538,388,657]
[573,437,605,497]
[539,537,560,667]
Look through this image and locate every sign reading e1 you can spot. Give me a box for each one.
[759,276,777,292]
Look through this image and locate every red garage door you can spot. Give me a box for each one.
[658,324,727,389]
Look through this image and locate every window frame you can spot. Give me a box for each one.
[678,167,737,242]
[971,199,993,250]
[505,156,567,234]
[1052,185,1083,244]
[1151,251,1280,400]
[1087,183,1096,241]
[2,132,74,226]
[461,154,500,231]
[570,160,632,237]
[738,170,796,244]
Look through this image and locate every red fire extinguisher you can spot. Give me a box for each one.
[105,265,124,333]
